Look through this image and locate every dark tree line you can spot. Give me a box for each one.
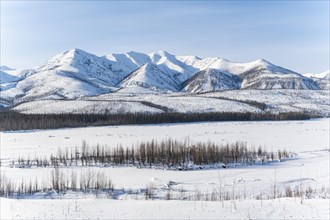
[0,110,312,131]
[203,96,268,111]
[12,139,292,169]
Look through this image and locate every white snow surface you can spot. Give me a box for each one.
[12,100,163,114]
[12,93,262,114]
[1,198,329,219]
[2,119,329,159]
[9,89,329,115]
[0,119,329,219]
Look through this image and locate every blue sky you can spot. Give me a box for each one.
[1,1,329,73]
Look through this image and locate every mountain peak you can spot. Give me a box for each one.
[127,51,147,57]
[151,50,175,59]
[138,62,163,73]
[254,58,273,66]
[64,48,92,57]
[119,61,179,91]
[67,48,81,53]
[156,50,171,55]
[42,48,102,69]
[218,58,231,63]
[38,49,85,69]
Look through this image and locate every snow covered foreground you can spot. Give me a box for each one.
[1,119,329,158]
[1,198,329,219]
[0,119,329,219]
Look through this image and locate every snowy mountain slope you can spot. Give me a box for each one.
[0,69,116,103]
[313,79,329,90]
[35,48,129,86]
[303,70,330,90]
[324,71,330,80]
[107,50,201,85]
[201,89,330,116]
[3,68,37,78]
[241,71,319,90]
[13,100,163,114]
[116,85,168,94]
[182,68,241,93]
[106,51,151,74]
[107,51,321,91]
[12,93,263,114]
[177,58,320,90]
[0,49,130,103]
[183,57,250,75]
[0,71,21,84]
[0,48,325,107]
[237,60,319,89]
[0,71,22,92]
[177,57,287,76]
[217,59,319,89]
[140,95,262,113]
[303,70,330,79]
[83,90,330,115]
[0,65,15,71]
[148,50,199,83]
[108,51,320,91]
[119,63,179,91]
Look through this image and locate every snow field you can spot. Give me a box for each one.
[201,89,330,115]
[0,119,329,219]
[12,100,163,114]
[1,119,329,160]
[1,198,329,219]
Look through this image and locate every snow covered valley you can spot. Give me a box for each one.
[0,119,329,219]
[8,89,330,116]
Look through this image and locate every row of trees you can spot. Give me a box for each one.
[0,110,311,131]
[0,169,114,198]
[12,139,292,169]
[1,168,327,201]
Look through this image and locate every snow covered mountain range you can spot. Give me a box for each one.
[0,48,329,106]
